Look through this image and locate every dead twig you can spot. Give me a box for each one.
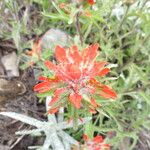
[10,126,32,150]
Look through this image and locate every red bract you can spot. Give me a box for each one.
[34,44,117,113]
[26,38,42,59]
[88,0,95,5]
[83,135,110,150]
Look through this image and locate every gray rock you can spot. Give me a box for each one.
[1,52,19,77]
[41,28,72,51]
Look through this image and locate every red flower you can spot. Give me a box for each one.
[59,3,71,14]
[34,44,117,113]
[26,38,42,59]
[83,11,92,17]
[59,3,67,9]
[88,0,95,5]
[83,135,110,150]
[72,0,95,5]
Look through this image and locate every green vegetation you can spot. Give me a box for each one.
[0,0,150,149]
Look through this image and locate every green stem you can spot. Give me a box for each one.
[83,22,93,43]
[73,106,78,130]
[121,33,150,71]
[75,7,83,46]
[117,5,130,31]
[101,0,118,33]
[131,0,148,30]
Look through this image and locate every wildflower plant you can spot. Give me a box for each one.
[0,0,117,149]
[83,134,110,150]
[34,44,117,117]
[0,0,150,150]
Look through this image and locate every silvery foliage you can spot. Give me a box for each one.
[112,0,150,21]
[111,0,150,36]
[0,96,91,150]
[111,1,125,20]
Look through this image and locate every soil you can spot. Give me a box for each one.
[0,41,46,150]
[0,69,47,150]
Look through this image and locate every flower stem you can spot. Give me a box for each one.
[75,6,83,46]
[72,106,78,130]
[117,5,130,31]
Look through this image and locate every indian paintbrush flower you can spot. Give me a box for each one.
[71,0,95,5]
[83,135,110,150]
[26,38,42,59]
[88,0,95,5]
[34,44,117,113]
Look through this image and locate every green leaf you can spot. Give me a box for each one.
[85,122,94,139]
[12,22,21,49]
[139,92,150,106]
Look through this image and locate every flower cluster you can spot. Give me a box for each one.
[88,0,95,5]
[34,44,117,113]
[83,135,110,150]
[59,0,95,9]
